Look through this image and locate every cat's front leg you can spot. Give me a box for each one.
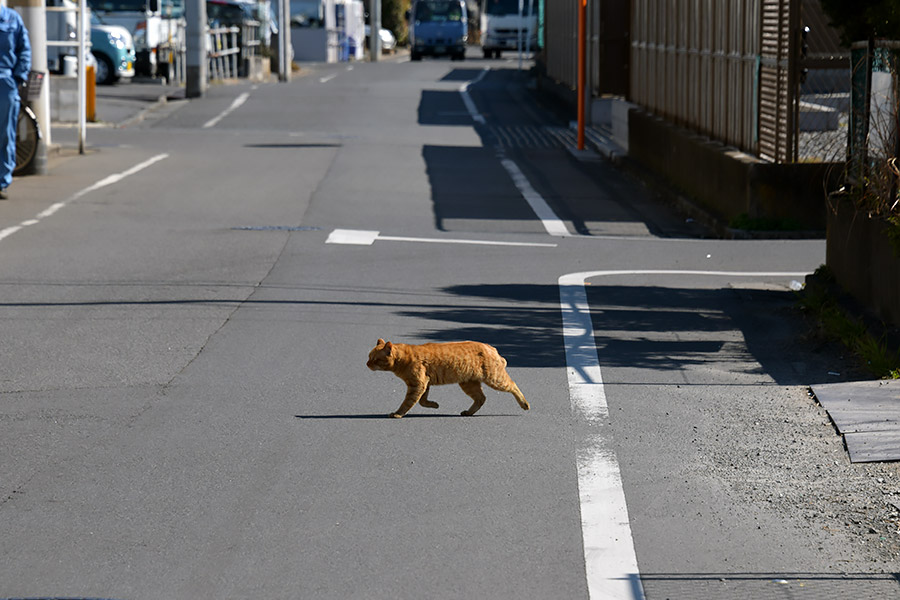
[418,385,439,409]
[390,382,427,418]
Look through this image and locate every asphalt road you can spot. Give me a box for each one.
[2,50,898,599]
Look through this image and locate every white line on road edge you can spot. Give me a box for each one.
[203,92,250,129]
[459,68,488,124]
[501,158,571,237]
[319,73,338,83]
[454,66,570,238]
[559,269,809,600]
[0,153,169,244]
[326,228,557,248]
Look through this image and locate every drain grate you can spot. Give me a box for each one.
[231,226,322,232]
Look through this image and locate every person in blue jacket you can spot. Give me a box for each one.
[0,4,30,199]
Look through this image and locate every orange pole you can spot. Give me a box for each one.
[86,65,96,122]
[577,0,586,150]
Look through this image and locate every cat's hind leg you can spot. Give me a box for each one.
[459,381,486,416]
[391,382,427,418]
[418,385,439,409]
[485,373,530,411]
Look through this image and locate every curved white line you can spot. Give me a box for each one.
[559,269,808,600]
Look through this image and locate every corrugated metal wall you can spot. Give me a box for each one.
[544,1,579,91]
[541,0,803,162]
[630,0,767,156]
[543,1,629,98]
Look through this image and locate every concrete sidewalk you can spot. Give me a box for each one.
[39,78,187,166]
[90,77,187,127]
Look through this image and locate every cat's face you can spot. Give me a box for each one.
[367,339,395,371]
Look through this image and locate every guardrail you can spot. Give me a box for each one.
[209,25,240,80]
[208,20,262,81]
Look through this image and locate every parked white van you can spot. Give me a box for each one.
[86,0,184,77]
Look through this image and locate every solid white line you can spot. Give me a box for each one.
[0,153,169,245]
[203,92,250,129]
[454,67,570,238]
[559,268,809,600]
[326,228,556,248]
[501,158,570,236]
[459,68,488,124]
[378,234,557,247]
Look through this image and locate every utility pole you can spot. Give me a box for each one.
[279,0,290,81]
[185,0,207,97]
[77,0,85,153]
[10,0,48,174]
[370,0,380,62]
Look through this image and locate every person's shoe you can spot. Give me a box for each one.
[0,188,7,200]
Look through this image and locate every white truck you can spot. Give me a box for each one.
[86,0,184,77]
[480,0,536,59]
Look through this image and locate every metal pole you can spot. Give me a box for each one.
[10,0,48,173]
[371,0,380,62]
[283,0,291,79]
[77,0,85,153]
[185,0,207,97]
[525,0,533,57]
[577,0,586,150]
[517,0,522,70]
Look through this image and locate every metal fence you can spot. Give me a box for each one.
[542,0,628,98]
[543,1,578,91]
[629,0,851,163]
[848,41,900,187]
[207,21,262,82]
[540,0,849,164]
[630,0,763,157]
[795,0,851,163]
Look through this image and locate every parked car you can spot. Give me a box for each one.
[206,0,253,27]
[44,0,101,76]
[91,12,136,84]
[365,25,397,54]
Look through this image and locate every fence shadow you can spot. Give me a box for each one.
[422,145,543,231]
[401,281,852,386]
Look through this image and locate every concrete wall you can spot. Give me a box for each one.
[628,108,837,231]
[827,198,900,328]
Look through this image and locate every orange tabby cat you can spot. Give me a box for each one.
[366,338,530,418]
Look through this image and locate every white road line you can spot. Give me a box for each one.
[0,154,169,244]
[203,92,250,129]
[459,68,488,124]
[455,66,569,238]
[501,158,570,236]
[559,269,809,600]
[319,73,338,83]
[325,228,557,247]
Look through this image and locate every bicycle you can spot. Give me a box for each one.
[14,70,42,176]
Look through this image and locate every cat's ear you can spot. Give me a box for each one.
[384,342,393,354]
[376,338,385,346]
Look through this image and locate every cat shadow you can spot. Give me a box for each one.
[294,413,519,420]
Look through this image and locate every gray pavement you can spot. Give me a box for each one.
[3,52,898,599]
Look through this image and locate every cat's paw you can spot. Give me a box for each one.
[389,412,404,419]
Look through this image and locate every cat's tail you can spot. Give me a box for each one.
[510,382,530,411]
